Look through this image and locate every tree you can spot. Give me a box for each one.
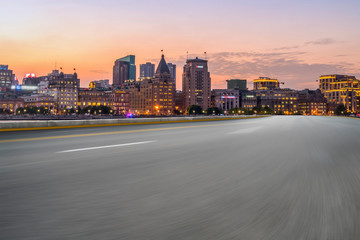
[187,105,202,115]
[206,107,222,115]
[334,104,348,116]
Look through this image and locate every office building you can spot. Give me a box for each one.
[48,71,80,113]
[127,54,174,115]
[298,89,327,115]
[255,89,299,114]
[89,80,110,89]
[113,55,136,87]
[140,62,155,79]
[78,89,111,109]
[253,77,280,90]
[182,57,211,111]
[319,74,360,112]
[0,65,14,92]
[213,89,240,112]
[167,63,176,84]
[23,94,57,113]
[227,79,247,90]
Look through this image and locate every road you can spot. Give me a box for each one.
[1,116,360,239]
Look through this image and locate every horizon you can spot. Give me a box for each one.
[1,0,359,90]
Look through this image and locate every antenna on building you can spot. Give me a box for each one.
[186,51,189,60]
[161,49,164,55]
[204,51,207,60]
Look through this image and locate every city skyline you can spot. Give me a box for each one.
[1,0,359,90]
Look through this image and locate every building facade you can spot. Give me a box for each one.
[167,63,176,84]
[319,74,360,113]
[89,80,110,89]
[227,79,247,90]
[23,94,57,113]
[127,55,174,115]
[78,89,111,109]
[113,55,136,87]
[140,62,155,79]
[182,57,211,111]
[213,89,240,112]
[255,89,299,114]
[0,65,14,92]
[253,77,280,90]
[109,90,130,115]
[298,89,327,115]
[0,98,24,113]
[48,71,80,113]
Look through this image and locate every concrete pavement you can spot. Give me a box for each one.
[1,116,360,239]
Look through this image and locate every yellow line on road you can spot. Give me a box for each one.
[0,121,248,143]
[0,117,264,132]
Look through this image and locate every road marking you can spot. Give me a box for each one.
[57,141,156,153]
[227,126,263,134]
[0,120,264,144]
[0,116,268,132]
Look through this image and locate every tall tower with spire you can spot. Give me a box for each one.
[152,54,175,114]
[126,54,175,115]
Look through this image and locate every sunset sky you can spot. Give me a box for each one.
[1,0,359,89]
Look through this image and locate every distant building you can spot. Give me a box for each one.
[175,90,185,113]
[213,89,240,112]
[89,79,110,89]
[23,94,57,113]
[227,79,247,90]
[182,57,211,111]
[254,89,299,114]
[167,63,176,84]
[78,89,111,109]
[0,65,14,92]
[126,54,174,115]
[48,71,80,113]
[298,89,327,115]
[319,74,360,113]
[240,91,257,109]
[109,90,130,115]
[113,55,136,87]
[140,62,155,79]
[0,98,24,113]
[253,77,280,90]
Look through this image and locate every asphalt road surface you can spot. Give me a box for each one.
[1,116,360,240]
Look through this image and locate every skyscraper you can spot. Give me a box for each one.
[0,65,14,92]
[182,57,211,111]
[113,55,136,87]
[167,63,176,84]
[140,62,155,79]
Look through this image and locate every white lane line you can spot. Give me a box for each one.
[57,141,156,153]
[227,126,263,135]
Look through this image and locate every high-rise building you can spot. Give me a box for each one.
[227,79,247,90]
[253,77,280,90]
[140,62,155,79]
[167,63,176,84]
[182,57,211,111]
[113,55,136,87]
[0,65,14,92]
[319,74,360,113]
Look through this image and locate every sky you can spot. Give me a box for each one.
[1,0,359,90]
